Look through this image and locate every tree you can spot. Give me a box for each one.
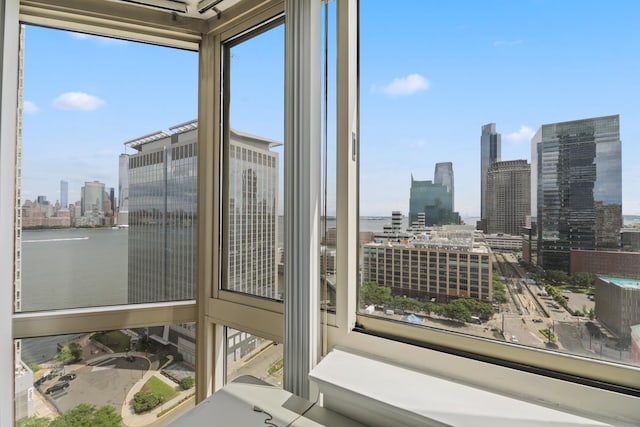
[49,404,121,427]
[441,301,472,323]
[179,376,195,390]
[545,270,569,286]
[17,417,50,427]
[492,275,509,304]
[55,342,82,364]
[360,282,392,306]
[589,308,595,320]
[569,272,595,288]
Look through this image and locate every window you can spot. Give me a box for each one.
[355,0,640,395]
[18,25,197,311]
[222,17,285,302]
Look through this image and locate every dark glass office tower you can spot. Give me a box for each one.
[536,115,622,271]
[434,162,454,210]
[480,123,501,221]
[409,175,459,226]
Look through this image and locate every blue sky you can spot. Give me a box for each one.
[22,1,640,218]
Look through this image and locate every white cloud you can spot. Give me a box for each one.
[410,138,428,149]
[23,101,38,113]
[505,125,535,144]
[70,32,126,45]
[376,74,430,96]
[53,92,105,111]
[494,39,523,47]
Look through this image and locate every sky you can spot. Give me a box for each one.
[21,0,640,218]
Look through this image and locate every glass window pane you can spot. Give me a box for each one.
[358,1,639,369]
[225,328,283,388]
[17,26,197,311]
[223,21,284,300]
[14,324,196,424]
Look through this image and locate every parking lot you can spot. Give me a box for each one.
[38,355,150,414]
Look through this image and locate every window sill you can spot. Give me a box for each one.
[309,348,638,427]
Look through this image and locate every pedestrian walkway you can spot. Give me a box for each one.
[121,369,194,427]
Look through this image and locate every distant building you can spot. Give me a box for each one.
[434,162,454,210]
[81,180,106,218]
[484,233,522,251]
[60,180,68,209]
[536,115,622,271]
[118,153,129,225]
[621,228,640,251]
[595,276,640,340]
[570,250,640,277]
[21,199,70,228]
[409,176,460,226]
[363,230,492,302]
[480,123,501,222]
[486,160,530,236]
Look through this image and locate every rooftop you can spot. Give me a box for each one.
[599,276,640,289]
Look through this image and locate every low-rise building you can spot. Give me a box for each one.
[363,230,492,302]
[595,276,640,340]
[570,250,640,277]
[483,233,522,251]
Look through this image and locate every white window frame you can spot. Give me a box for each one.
[329,1,640,424]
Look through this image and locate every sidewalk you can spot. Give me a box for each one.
[121,369,194,427]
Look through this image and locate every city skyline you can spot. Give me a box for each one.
[20,2,640,217]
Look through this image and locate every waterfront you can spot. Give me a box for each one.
[21,228,128,312]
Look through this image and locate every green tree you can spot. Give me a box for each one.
[545,270,569,285]
[55,342,82,364]
[442,301,472,323]
[360,282,392,306]
[17,416,50,427]
[492,274,509,304]
[49,404,121,427]
[569,272,595,288]
[179,376,195,390]
[589,308,595,320]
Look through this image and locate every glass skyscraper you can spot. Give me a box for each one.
[480,123,501,221]
[409,175,459,226]
[536,115,622,271]
[434,162,454,210]
[127,121,198,303]
[226,130,280,299]
[59,180,68,209]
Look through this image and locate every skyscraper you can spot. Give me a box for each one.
[81,180,105,216]
[227,129,280,299]
[480,123,501,221]
[434,162,454,210]
[118,153,129,224]
[409,175,459,226]
[536,115,622,271]
[486,160,530,235]
[60,180,68,209]
[126,121,280,302]
[126,121,198,303]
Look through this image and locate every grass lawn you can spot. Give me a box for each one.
[92,330,131,353]
[143,376,179,401]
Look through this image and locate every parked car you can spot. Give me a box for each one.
[510,335,519,344]
[46,381,69,394]
[59,373,76,381]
